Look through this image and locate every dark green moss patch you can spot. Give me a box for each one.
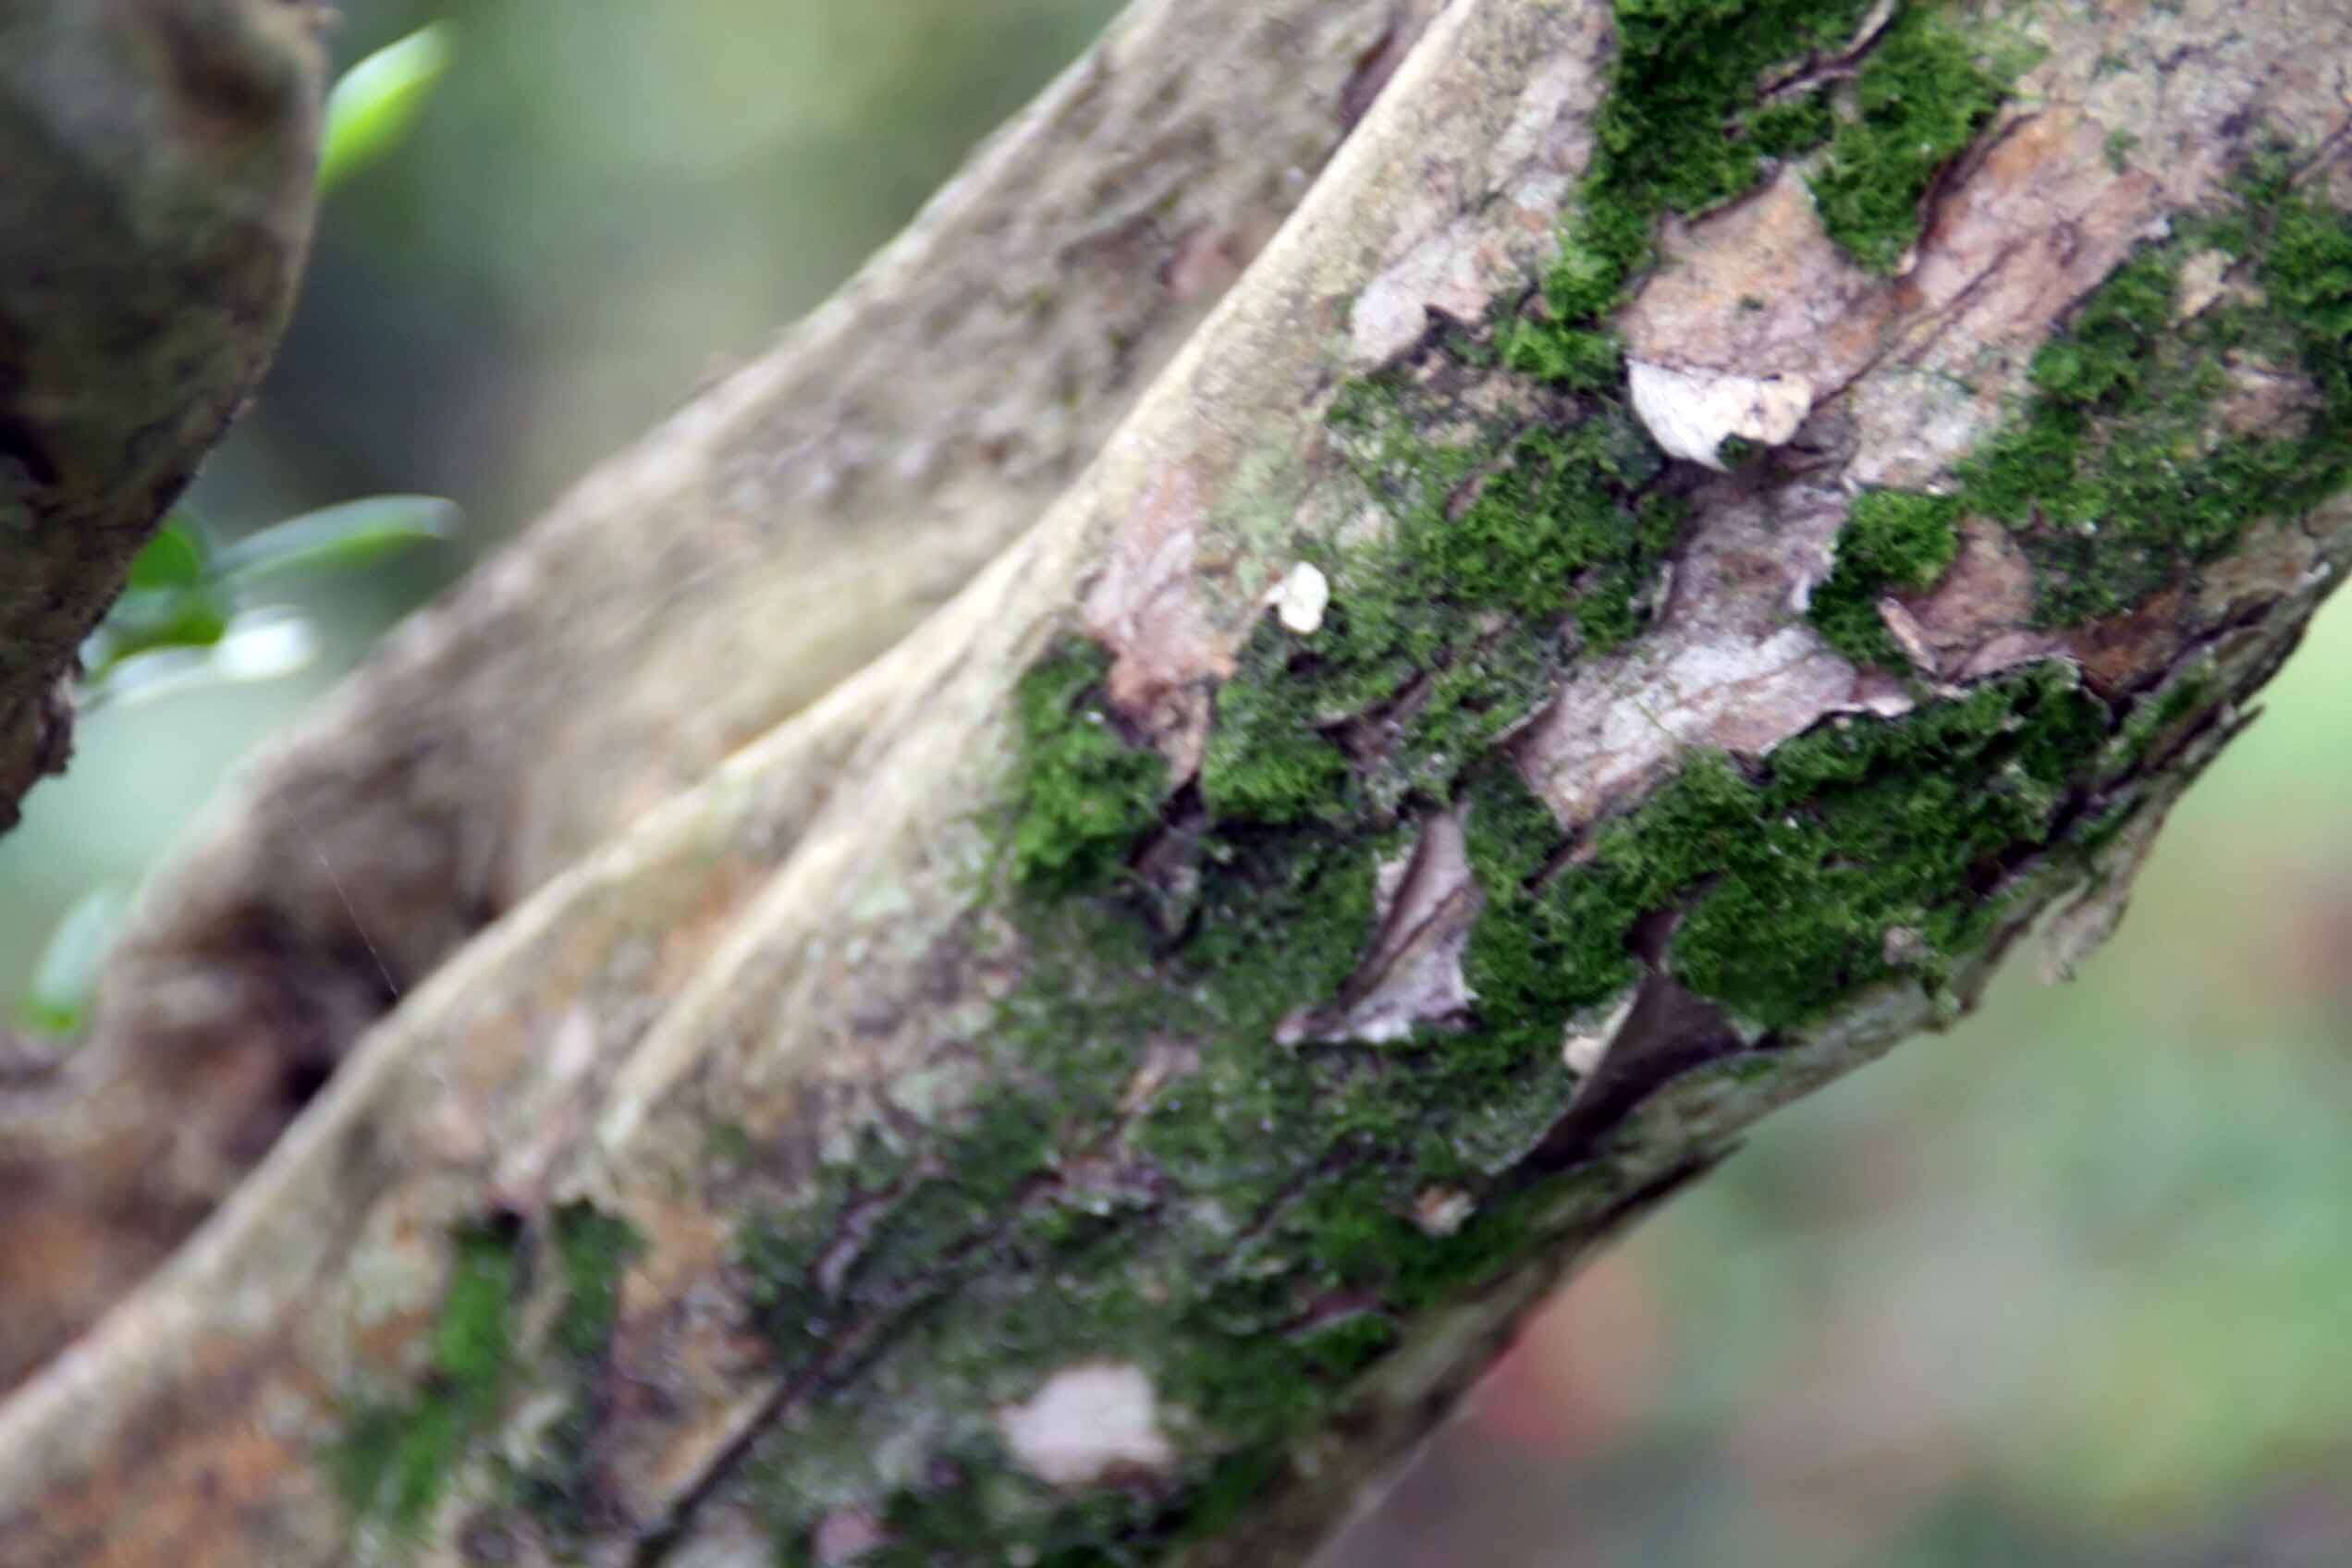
[1500,321,1624,390]
[1749,89,1839,160]
[1808,5,2005,272]
[1010,642,1171,892]
[511,1205,645,1551]
[1659,669,2102,1021]
[1943,165,2352,625]
[1208,385,1681,833]
[738,646,2128,1560]
[327,1219,524,1539]
[547,1203,641,1364]
[1460,665,2106,1032]
[1800,149,2352,640]
[1806,489,1962,668]
[1590,0,1883,242]
[325,1208,656,1551]
[1505,0,2007,385]
[733,27,2352,1568]
[1512,0,1880,355]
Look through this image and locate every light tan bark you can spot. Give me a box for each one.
[0,0,1436,1392]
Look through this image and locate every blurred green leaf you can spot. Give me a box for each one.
[210,496,458,587]
[18,888,129,1038]
[85,584,232,674]
[125,516,209,590]
[89,610,323,712]
[318,23,456,194]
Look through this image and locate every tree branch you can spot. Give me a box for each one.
[0,0,1435,1392]
[0,0,326,829]
[5,1,2351,1565]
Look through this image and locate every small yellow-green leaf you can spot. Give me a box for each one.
[318,23,455,194]
[86,585,233,679]
[211,495,458,586]
[19,888,130,1038]
[126,515,209,590]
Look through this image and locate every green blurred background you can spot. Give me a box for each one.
[6,4,2347,1563]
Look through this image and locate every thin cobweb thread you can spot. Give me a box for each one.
[309,836,400,1000]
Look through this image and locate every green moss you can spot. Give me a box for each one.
[1749,89,1838,160]
[1199,631,1356,826]
[1660,669,2104,1023]
[1510,0,1885,358]
[1714,434,1763,468]
[704,1118,754,1169]
[1501,0,2012,386]
[328,1219,522,1539]
[1207,2,2014,842]
[2263,185,2352,416]
[790,646,2113,1558]
[1943,169,2352,625]
[1465,666,2106,1031]
[511,1205,645,1550]
[1010,641,1171,892]
[1799,148,2352,639]
[729,33,2352,1568]
[548,1203,642,1364]
[1203,384,1682,835]
[1595,0,1882,229]
[1500,321,1623,389]
[1806,489,1962,668]
[736,1204,834,1350]
[1809,5,2005,272]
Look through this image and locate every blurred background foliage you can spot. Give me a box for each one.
[5,3,2347,1563]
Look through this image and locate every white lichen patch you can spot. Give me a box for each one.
[1266,560,1331,634]
[1625,360,1816,471]
[1413,1186,1477,1238]
[2174,247,2235,320]
[997,1362,1176,1488]
[1562,990,1636,1078]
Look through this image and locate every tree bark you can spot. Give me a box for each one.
[0,0,1437,1391]
[0,0,326,831]
[6,0,2352,1565]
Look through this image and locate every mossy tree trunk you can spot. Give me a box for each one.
[6,1,2352,1565]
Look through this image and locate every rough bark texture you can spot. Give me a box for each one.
[0,0,327,831]
[6,0,2352,1565]
[0,0,1439,1392]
